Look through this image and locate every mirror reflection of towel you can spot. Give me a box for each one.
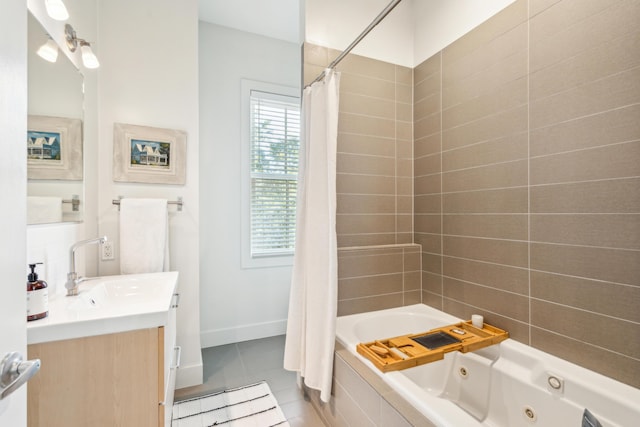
[119,198,170,274]
[27,196,62,224]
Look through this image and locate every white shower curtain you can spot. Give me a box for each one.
[283,70,340,403]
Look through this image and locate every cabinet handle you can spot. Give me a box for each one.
[173,346,182,369]
[171,293,180,308]
[0,352,41,400]
[160,346,182,407]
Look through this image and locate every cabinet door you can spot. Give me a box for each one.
[161,293,179,427]
[28,329,160,427]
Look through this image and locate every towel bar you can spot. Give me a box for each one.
[62,195,81,212]
[112,196,183,212]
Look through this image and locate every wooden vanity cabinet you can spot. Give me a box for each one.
[27,325,175,427]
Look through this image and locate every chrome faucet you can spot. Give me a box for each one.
[65,236,107,296]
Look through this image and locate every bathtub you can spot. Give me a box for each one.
[336,304,640,427]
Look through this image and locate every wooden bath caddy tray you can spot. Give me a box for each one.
[356,320,508,372]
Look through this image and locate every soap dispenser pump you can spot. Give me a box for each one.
[27,263,49,321]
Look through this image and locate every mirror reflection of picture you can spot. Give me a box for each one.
[27,115,83,180]
[28,130,62,162]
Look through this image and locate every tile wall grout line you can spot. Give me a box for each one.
[395,65,399,249]
[402,247,406,306]
[337,171,399,178]
[395,65,403,306]
[529,175,640,188]
[528,103,638,133]
[439,131,530,155]
[529,138,640,160]
[436,253,530,269]
[438,103,528,133]
[528,267,640,288]
[529,240,640,252]
[437,185,531,195]
[529,297,640,326]
[440,157,529,174]
[527,0,532,346]
[337,131,397,141]
[440,51,444,311]
[441,296,529,327]
[442,274,530,298]
[530,326,640,363]
[411,65,416,261]
[337,151,398,160]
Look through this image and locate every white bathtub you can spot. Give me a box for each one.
[336,304,640,427]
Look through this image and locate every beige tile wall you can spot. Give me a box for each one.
[305,44,414,248]
[414,0,640,388]
[337,245,422,316]
[414,52,444,312]
[306,0,639,388]
[305,45,420,316]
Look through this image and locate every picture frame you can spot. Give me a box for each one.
[113,122,187,185]
[27,115,83,180]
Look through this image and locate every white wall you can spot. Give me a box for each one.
[412,0,516,65]
[0,0,27,424]
[305,0,414,67]
[305,0,516,67]
[199,22,300,347]
[96,0,202,389]
[199,0,302,44]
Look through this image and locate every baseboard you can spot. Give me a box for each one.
[176,361,204,389]
[200,319,287,348]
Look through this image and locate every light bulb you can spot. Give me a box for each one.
[45,0,69,21]
[37,38,59,63]
[80,43,100,69]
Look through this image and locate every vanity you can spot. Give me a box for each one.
[26,272,179,427]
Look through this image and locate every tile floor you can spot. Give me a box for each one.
[174,335,326,426]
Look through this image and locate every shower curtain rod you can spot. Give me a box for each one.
[305,0,403,88]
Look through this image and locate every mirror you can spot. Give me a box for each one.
[27,12,84,225]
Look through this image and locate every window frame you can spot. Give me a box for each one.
[240,79,300,269]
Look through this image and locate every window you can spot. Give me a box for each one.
[241,80,300,268]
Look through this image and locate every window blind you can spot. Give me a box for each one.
[249,90,300,256]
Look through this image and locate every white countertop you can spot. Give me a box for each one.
[27,271,179,345]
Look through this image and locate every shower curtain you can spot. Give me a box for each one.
[283,70,340,403]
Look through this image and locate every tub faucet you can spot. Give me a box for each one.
[65,236,107,296]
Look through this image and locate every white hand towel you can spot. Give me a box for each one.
[119,198,170,274]
[27,196,62,224]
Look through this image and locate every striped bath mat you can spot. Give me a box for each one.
[172,381,290,427]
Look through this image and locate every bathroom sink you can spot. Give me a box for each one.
[69,276,166,311]
[27,271,179,345]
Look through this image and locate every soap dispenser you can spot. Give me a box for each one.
[27,263,49,321]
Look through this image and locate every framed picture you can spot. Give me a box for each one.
[113,123,186,185]
[27,115,83,180]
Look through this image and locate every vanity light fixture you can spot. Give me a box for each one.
[64,24,100,69]
[79,41,100,69]
[45,0,69,21]
[37,38,59,63]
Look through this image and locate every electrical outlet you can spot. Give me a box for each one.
[101,241,115,261]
